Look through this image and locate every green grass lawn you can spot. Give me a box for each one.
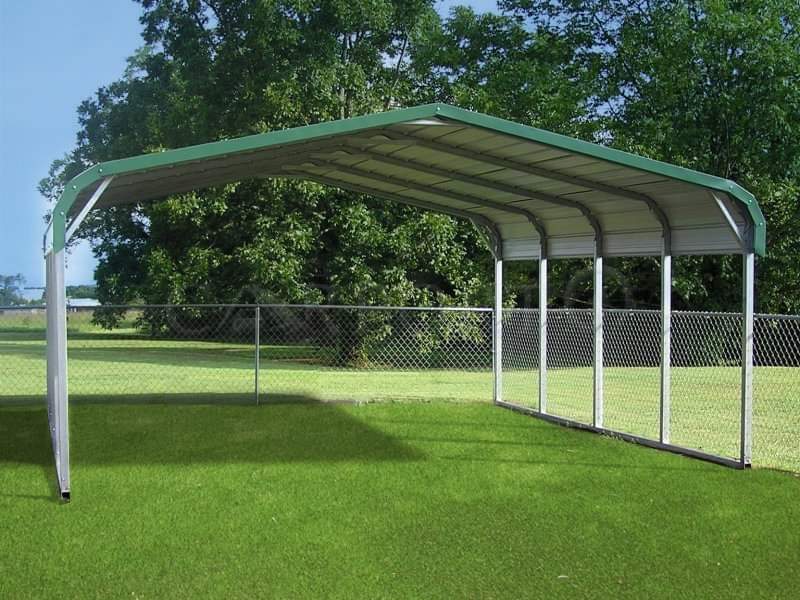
[1,402,799,598]
[2,311,798,470]
[2,313,800,597]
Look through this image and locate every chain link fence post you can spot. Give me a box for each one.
[255,305,260,406]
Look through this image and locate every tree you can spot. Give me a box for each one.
[40,0,493,321]
[410,4,599,137]
[66,285,98,299]
[497,0,800,312]
[0,274,28,306]
[42,0,800,321]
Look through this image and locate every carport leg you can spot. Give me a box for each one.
[593,252,603,427]
[740,251,754,466]
[46,219,70,499]
[539,255,548,413]
[494,258,503,404]
[660,251,672,444]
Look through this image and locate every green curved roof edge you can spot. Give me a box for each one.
[51,103,765,255]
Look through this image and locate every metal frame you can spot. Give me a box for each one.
[538,251,548,413]
[593,249,604,427]
[741,250,755,466]
[42,103,766,499]
[711,191,746,249]
[495,401,746,469]
[660,249,672,444]
[255,305,261,405]
[289,158,548,242]
[45,244,69,500]
[64,176,114,242]
[53,104,766,257]
[494,258,503,404]
[319,142,582,241]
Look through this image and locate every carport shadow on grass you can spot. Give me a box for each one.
[0,394,422,497]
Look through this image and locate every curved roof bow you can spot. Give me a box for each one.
[49,103,765,259]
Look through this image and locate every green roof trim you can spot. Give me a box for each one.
[52,103,765,255]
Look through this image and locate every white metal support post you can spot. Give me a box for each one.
[538,252,548,413]
[660,250,672,444]
[593,250,604,427]
[494,258,503,404]
[740,251,755,466]
[44,175,113,500]
[46,243,69,499]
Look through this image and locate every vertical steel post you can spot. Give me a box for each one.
[593,251,604,427]
[255,305,261,405]
[538,255,548,413]
[660,250,672,444]
[494,258,503,404]
[740,251,755,466]
[46,243,70,499]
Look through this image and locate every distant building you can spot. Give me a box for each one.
[67,298,100,308]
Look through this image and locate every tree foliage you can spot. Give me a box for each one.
[40,0,494,328]
[501,0,800,311]
[42,0,800,316]
[0,274,29,306]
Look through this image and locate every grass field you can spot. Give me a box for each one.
[2,310,798,470]
[2,311,800,597]
[1,402,799,598]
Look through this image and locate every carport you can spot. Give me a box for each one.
[43,104,764,499]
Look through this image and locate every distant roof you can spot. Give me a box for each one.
[52,104,765,258]
[66,298,100,307]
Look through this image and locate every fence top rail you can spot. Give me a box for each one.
[508,307,800,320]
[0,303,494,313]
[754,313,800,321]
[1,304,798,320]
[508,307,730,315]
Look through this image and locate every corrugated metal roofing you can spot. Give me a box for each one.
[51,104,765,258]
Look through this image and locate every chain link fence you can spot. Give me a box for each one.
[670,311,743,461]
[753,314,800,471]
[546,309,595,424]
[0,304,798,471]
[256,305,493,402]
[0,305,493,407]
[0,307,46,403]
[501,309,539,409]
[603,309,661,440]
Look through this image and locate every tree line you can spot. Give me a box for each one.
[39,0,800,316]
[0,274,97,306]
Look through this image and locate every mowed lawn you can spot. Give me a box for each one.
[0,402,798,598]
[2,312,798,470]
[2,314,800,597]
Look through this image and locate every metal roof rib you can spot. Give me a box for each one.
[285,159,545,237]
[358,129,666,253]
[290,171,504,259]
[48,103,764,258]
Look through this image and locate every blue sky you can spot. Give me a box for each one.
[0,0,496,295]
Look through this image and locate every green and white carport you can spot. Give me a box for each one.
[44,103,765,499]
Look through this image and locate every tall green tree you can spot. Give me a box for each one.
[410,4,606,308]
[410,5,598,135]
[502,0,800,312]
[40,0,494,321]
